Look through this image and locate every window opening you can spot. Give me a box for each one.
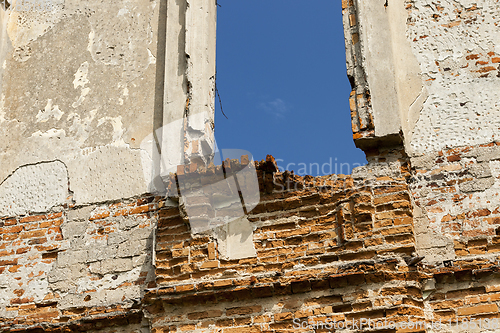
[215,1,367,177]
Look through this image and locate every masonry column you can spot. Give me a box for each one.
[159,0,217,182]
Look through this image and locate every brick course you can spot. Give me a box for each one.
[1,150,500,332]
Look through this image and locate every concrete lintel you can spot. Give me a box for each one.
[347,0,423,148]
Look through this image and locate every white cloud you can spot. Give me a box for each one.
[259,98,289,118]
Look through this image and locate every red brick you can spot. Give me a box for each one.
[457,303,498,316]
[226,306,262,316]
[20,229,46,239]
[0,259,18,266]
[20,215,46,223]
[187,310,223,320]
[0,225,23,234]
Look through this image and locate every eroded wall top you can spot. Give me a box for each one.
[344,0,500,156]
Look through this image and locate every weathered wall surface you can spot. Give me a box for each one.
[1,0,500,332]
[411,144,500,260]
[0,0,217,330]
[0,1,160,207]
[343,0,500,331]
[344,0,500,155]
[147,157,423,332]
[2,156,500,332]
[345,0,500,256]
[407,0,500,155]
[0,0,216,207]
[0,194,156,331]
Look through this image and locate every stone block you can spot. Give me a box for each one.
[132,254,149,268]
[119,216,141,230]
[130,225,153,241]
[117,239,148,258]
[0,161,68,217]
[108,232,128,245]
[67,206,94,222]
[101,258,133,274]
[61,221,87,239]
[89,261,102,275]
[57,250,88,268]
[411,153,439,170]
[48,268,70,283]
[468,162,492,178]
[459,177,495,193]
[87,245,118,262]
[476,146,500,162]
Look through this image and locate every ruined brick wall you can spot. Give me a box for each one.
[2,0,500,332]
[2,155,500,332]
[146,156,423,332]
[342,0,500,329]
[0,194,156,332]
[1,156,425,332]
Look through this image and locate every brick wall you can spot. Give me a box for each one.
[144,156,427,332]
[2,0,500,331]
[0,151,499,331]
[0,196,157,332]
[411,143,500,256]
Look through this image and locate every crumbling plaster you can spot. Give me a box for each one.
[0,160,68,217]
[0,1,160,208]
[348,0,424,143]
[402,0,500,265]
[347,0,500,158]
[159,0,217,177]
[407,0,500,156]
[345,0,500,267]
[0,0,217,211]
[0,200,155,322]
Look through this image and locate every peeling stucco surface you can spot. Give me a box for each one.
[0,0,160,205]
[0,161,68,217]
[49,206,154,310]
[407,0,500,155]
[346,0,500,155]
[159,0,217,179]
[68,146,147,204]
[0,201,155,323]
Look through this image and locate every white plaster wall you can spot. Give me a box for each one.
[407,0,500,155]
[0,0,217,209]
[349,0,424,142]
[0,161,68,216]
[0,0,160,208]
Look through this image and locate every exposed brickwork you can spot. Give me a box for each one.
[0,196,157,332]
[144,156,432,332]
[1,0,500,330]
[411,143,500,258]
[154,156,414,285]
[1,149,499,332]
[342,0,375,142]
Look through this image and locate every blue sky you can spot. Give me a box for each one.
[214,1,366,176]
